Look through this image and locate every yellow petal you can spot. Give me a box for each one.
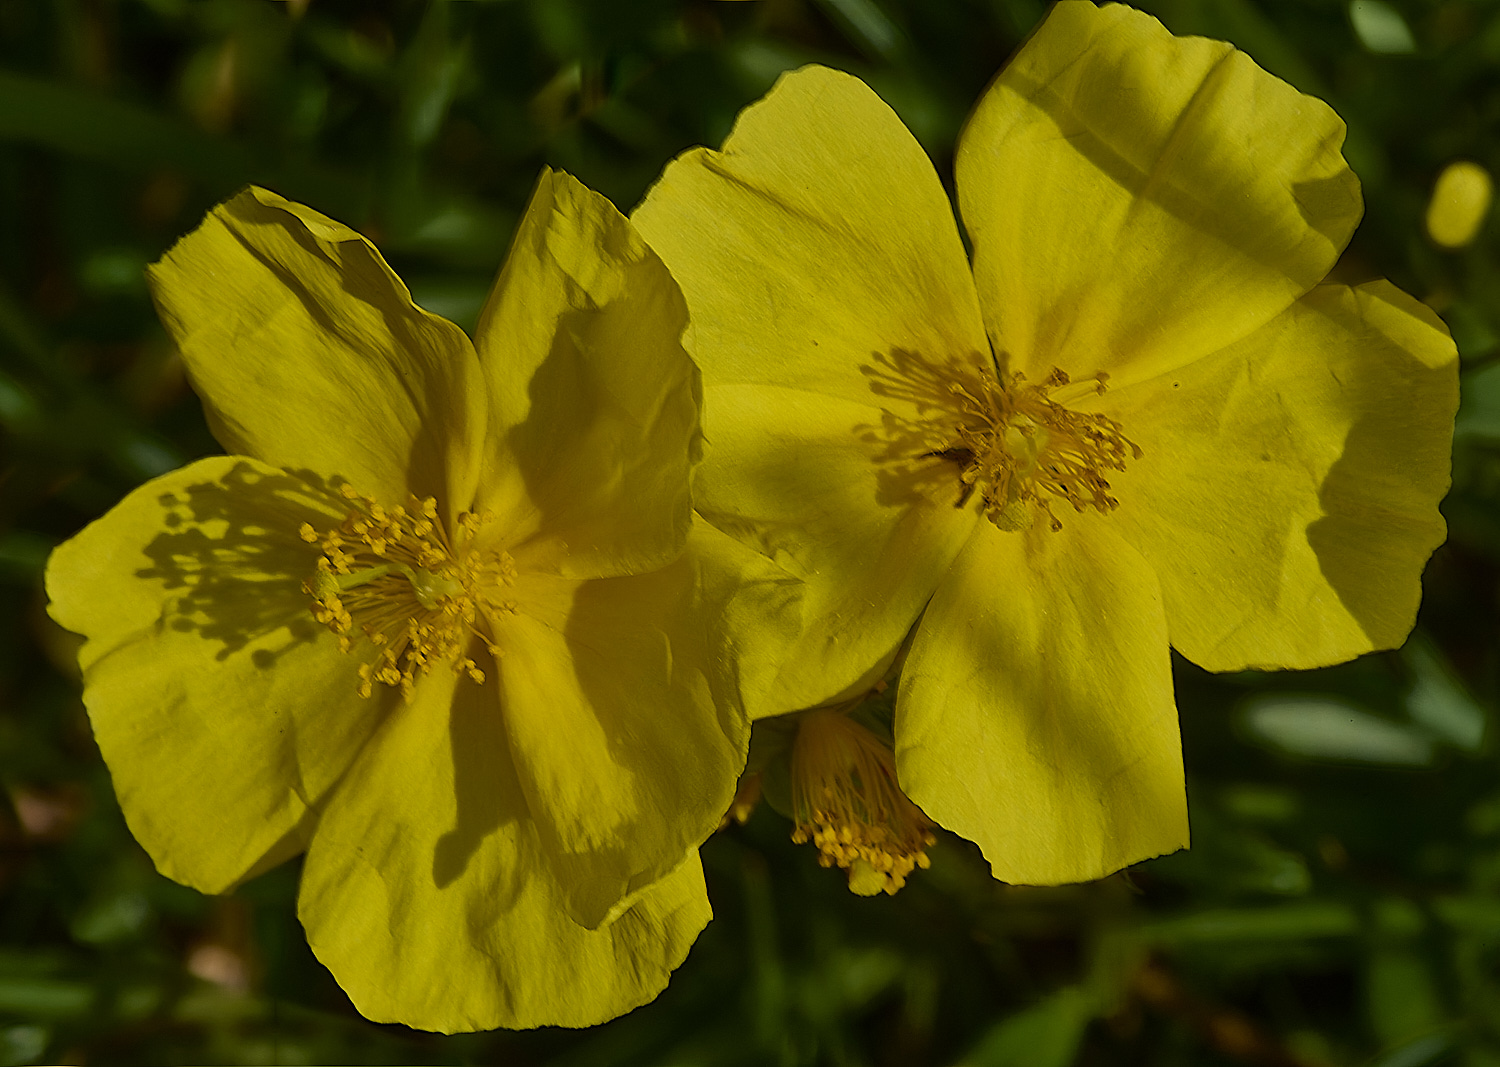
[690,519,804,727]
[474,170,698,580]
[958,1,1362,385]
[44,456,392,893]
[487,519,751,928]
[898,520,1187,885]
[1096,280,1457,671]
[630,67,990,715]
[693,382,977,717]
[632,64,988,412]
[299,668,710,1032]
[149,187,488,513]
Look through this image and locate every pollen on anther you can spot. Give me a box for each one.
[932,363,1140,532]
[300,488,507,702]
[790,707,935,896]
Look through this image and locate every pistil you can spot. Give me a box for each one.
[933,366,1141,531]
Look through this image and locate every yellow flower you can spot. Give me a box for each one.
[46,172,767,1031]
[634,2,1458,885]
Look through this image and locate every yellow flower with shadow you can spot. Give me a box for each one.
[46,171,778,1031]
[635,2,1458,886]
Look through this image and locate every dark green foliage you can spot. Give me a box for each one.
[1,0,1497,1063]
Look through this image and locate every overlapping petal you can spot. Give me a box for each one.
[474,170,699,580]
[957,0,1362,386]
[45,456,392,893]
[693,382,977,715]
[485,521,751,929]
[1095,280,1457,671]
[149,187,488,514]
[299,669,711,1032]
[897,519,1186,885]
[633,71,990,714]
[54,172,747,1030]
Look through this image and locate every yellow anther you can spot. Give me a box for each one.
[789,708,935,896]
[930,364,1139,531]
[299,488,513,701]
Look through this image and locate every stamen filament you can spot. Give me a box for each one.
[931,365,1140,531]
[299,487,516,700]
[790,708,935,896]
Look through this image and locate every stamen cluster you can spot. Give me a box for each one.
[936,366,1141,532]
[299,486,514,700]
[790,708,936,895]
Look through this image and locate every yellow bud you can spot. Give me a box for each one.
[1427,161,1492,249]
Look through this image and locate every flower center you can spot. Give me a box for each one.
[930,366,1140,532]
[790,708,935,896]
[298,485,516,700]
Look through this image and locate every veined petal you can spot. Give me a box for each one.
[487,520,752,929]
[695,382,977,717]
[898,520,1186,885]
[299,668,711,1032]
[149,187,488,514]
[44,456,392,893]
[474,170,698,580]
[958,0,1361,385]
[632,65,989,411]
[1096,280,1457,671]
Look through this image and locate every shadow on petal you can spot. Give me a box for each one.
[854,346,992,510]
[433,662,528,898]
[176,190,482,510]
[136,460,352,662]
[996,49,1350,296]
[1304,285,1457,650]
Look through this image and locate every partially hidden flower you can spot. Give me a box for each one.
[46,171,770,1030]
[635,2,1458,886]
[730,667,936,897]
[787,695,935,897]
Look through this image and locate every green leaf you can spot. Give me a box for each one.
[0,1025,48,1067]
[1238,695,1436,766]
[1367,946,1446,1049]
[395,2,469,149]
[1403,634,1486,752]
[1368,1033,1455,1067]
[0,69,359,206]
[814,0,904,60]
[1143,903,1360,944]
[1433,895,1500,937]
[0,69,252,178]
[956,987,1093,1067]
[0,978,93,1019]
[1146,807,1310,896]
[1349,0,1417,54]
[69,890,151,946]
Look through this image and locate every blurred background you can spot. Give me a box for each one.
[1,0,1498,1063]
